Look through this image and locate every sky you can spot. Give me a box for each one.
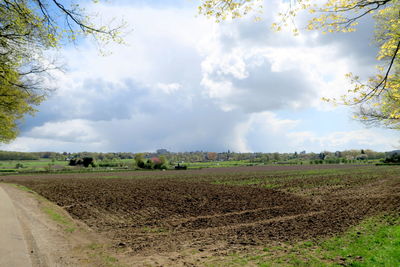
[1,0,399,153]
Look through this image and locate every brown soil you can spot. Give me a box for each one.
[2,165,399,266]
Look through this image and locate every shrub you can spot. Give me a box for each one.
[69,157,94,167]
[15,162,24,169]
[385,151,400,163]
[175,163,187,170]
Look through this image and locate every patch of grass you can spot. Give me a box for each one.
[87,253,124,267]
[10,184,35,193]
[86,243,125,267]
[87,243,102,250]
[206,253,250,267]
[42,206,72,226]
[208,214,400,266]
[267,214,400,266]
[0,159,67,169]
[65,227,76,233]
[262,183,279,189]
[320,214,400,266]
[103,255,118,264]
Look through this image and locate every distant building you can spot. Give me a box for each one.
[156,149,169,155]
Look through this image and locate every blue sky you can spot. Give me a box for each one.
[1,0,399,153]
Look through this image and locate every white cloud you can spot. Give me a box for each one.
[155,83,182,94]
[200,23,365,113]
[229,112,300,152]
[287,130,400,151]
[0,137,107,153]
[27,120,100,143]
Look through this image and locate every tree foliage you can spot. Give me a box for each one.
[0,0,123,142]
[198,0,264,22]
[198,0,400,129]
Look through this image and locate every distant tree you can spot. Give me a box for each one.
[272,152,280,161]
[207,152,217,161]
[69,157,93,167]
[0,151,39,160]
[144,159,154,169]
[356,154,368,160]
[15,162,24,169]
[159,155,167,168]
[134,153,145,168]
[82,157,94,167]
[385,150,400,163]
[334,151,342,158]
[261,155,269,163]
[68,159,77,166]
[151,157,162,169]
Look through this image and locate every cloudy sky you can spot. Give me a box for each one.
[1,0,399,153]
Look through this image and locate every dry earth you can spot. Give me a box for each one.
[0,184,121,267]
[2,165,400,266]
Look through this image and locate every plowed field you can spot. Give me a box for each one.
[3,165,400,254]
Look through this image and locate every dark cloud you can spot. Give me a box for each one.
[19,78,247,152]
[310,15,378,70]
[207,56,316,113]
[20,79,146,132]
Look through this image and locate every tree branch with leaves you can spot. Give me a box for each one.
[0,0,124,142]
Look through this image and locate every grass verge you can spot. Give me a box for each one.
[206,214,400,266]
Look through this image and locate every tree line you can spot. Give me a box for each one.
[0,149,388,162]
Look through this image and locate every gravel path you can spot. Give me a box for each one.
[0,185,32,267]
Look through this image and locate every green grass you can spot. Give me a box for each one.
[0,159,67,168]
[319,215,400,267]
[0,158,393,176]
[0,159,71,175]
[42,207,73,226]
[9,184,35,193]
[87,243,102,250]
[206,214,400,266]
[86,243,126,267]
[187,160,255,169]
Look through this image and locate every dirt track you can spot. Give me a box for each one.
[4,165,400,256]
